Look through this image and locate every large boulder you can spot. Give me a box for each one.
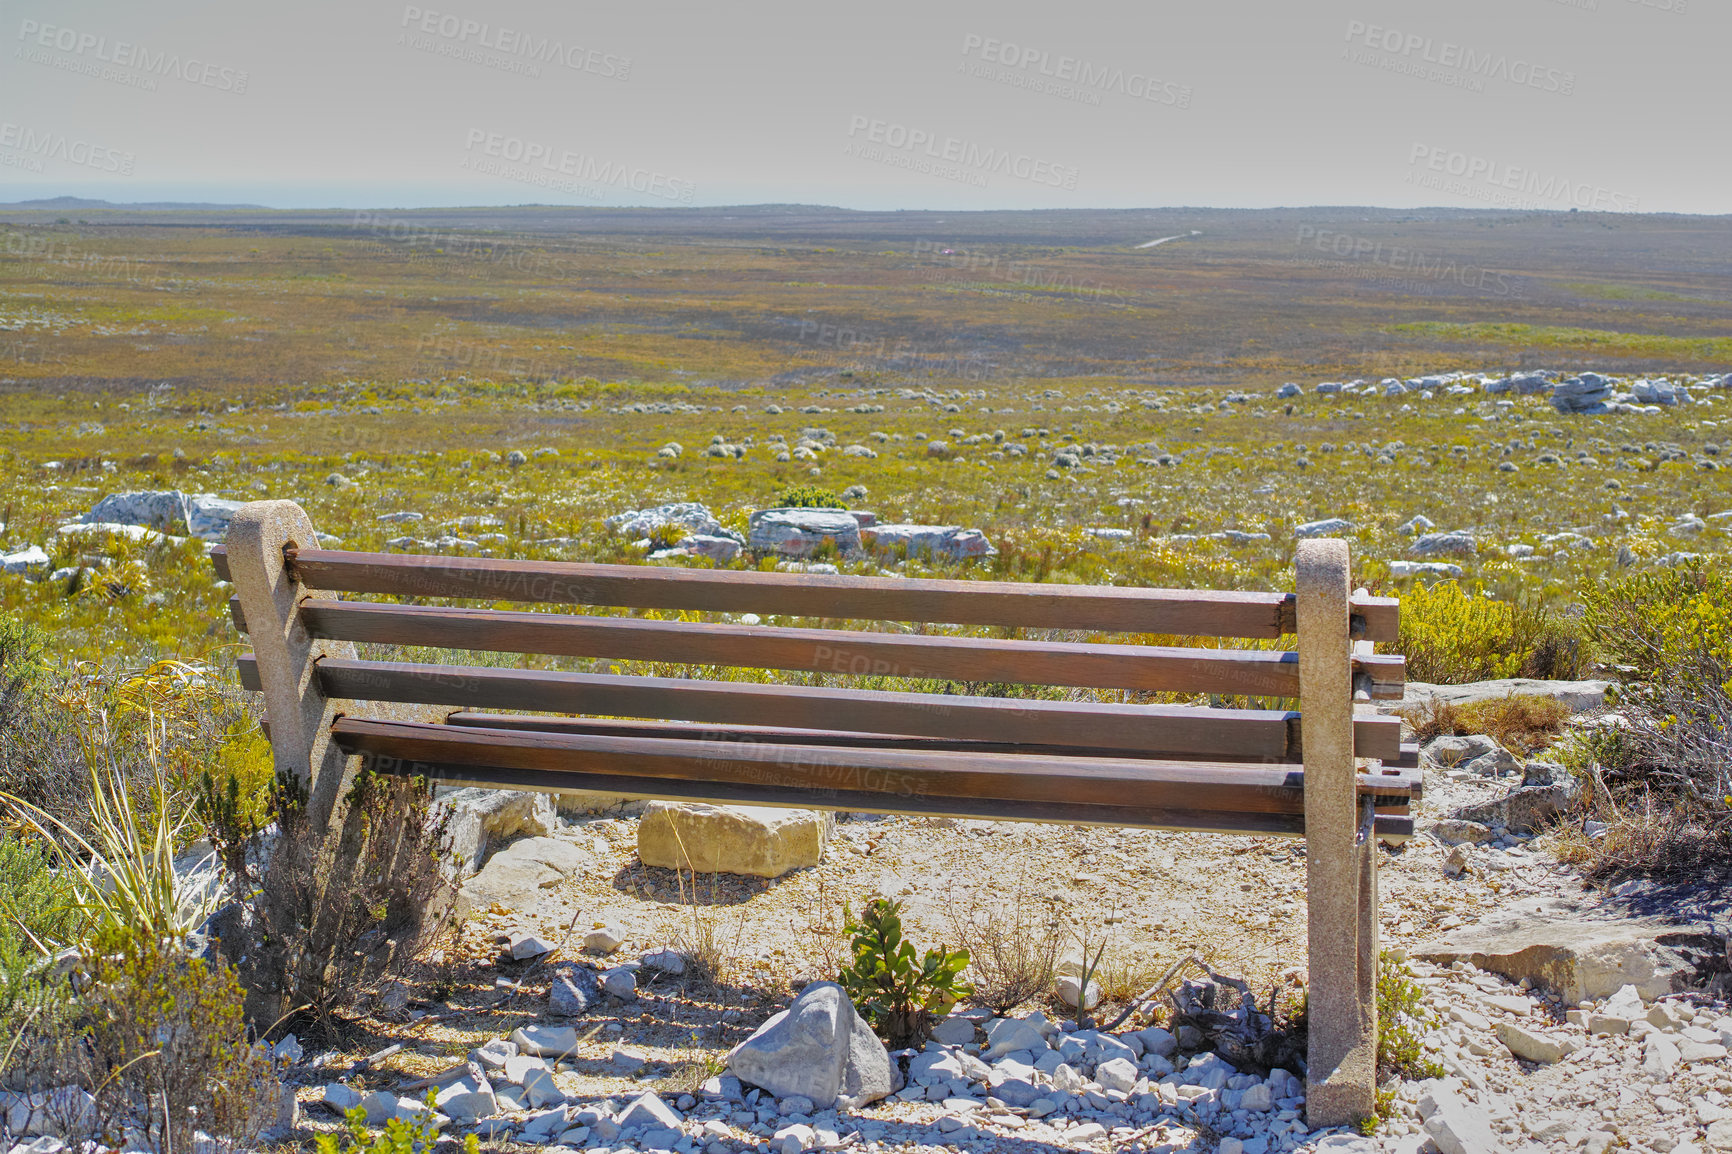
[637,803,832,879]
[1413,897,1710,1003]
[437,788,558,872]
[747,509,863,558]
[185,494,247,541]
[454,836,588,920]
[1451,780,1578,833]
[864,524,996,561]
[728,982,891,1108]
[80,490,188,532]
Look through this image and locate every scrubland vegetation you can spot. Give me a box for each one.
[0,205,1729,1143]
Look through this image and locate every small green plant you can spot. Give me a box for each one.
[1356,951,1444,1134]
[646,521,688,550]
[838,897,971,1047]
[318,1092,477,1154]
[776,485,847,510]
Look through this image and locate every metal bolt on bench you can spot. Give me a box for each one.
[216,500,1411,1126]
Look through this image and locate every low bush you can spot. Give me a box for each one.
[776,485,846,510]
[1399,693,1571,757]
[1386,581,1590,685]
[942,888,1063,1014]
[839,897,970,1048]
[212,765,457,1036]
[319,1094,477,1154]
[1567,566,1732,871]
[1359,952,1444,1133]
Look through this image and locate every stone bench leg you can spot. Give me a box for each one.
[227,500,358,831]
[1296,539,1378,1127]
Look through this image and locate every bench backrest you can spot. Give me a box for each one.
[216,542,1405,766]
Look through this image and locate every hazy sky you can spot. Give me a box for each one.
[1,0,1724,213]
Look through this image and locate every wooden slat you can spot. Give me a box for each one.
[235,654,1404,761]
[330,717,1414,836]
[446,712,1414,792]
[314,657,1296,759]
[230,596,1405,700]
[208,545,1404,642]
[301,599,1301,697]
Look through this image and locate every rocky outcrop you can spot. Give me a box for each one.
[1413,896,1713,1003]
[746,509,863,558]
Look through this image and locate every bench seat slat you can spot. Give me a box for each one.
[293,598,1403,700]
[442,713,1420,799]
[211,546,1401,642]
[244,655,1403,761]
[331,717,1415,837]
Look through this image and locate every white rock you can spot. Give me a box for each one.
[434,1074,498,1121]
[930,1016,977,1046]
[0,545,49,575]
[1056,974,1101,1010]
[984,1017,1050,1059]
[584,927,623,954]
[510,1025,581,1059]
[1496,1021,1571,1064]
[322,1084,363,1114]
[1420,1085,1503,1154]
[865,523,997,560]
[601,967,637,1000]
[616,1091,682,1131]
[507,930,554,960]
[1094,1057,1138,1093]
[640,947,687,974]
[1295,518,1353,538]
[436,788,558,873]
[454,836,587,921]
[747,508,863,558]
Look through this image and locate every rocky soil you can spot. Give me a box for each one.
[191,686,1717,1154]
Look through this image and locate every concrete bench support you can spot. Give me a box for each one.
[1296,538,1379,1125]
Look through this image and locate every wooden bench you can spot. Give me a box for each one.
[215,499,1412,1126]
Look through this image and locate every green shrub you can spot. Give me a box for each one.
[776,485,847,510]
[1585,565,1732,693]
[1358,952,1444,1134]
[1571,565,1732,870]
[1385,581,1588,685]
[0,834,78,1041]
[646,522,688,550]
[838,898,970,1047]
[318,1094,478,1154]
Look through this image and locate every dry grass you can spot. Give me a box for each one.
[1399,693,1571,758]
[941,886,1065,1014]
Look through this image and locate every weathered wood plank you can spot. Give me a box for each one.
[235,654,1404,760]
[300,599,1302,696]
[212,546,1400,641]
[330,718,1415,835]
